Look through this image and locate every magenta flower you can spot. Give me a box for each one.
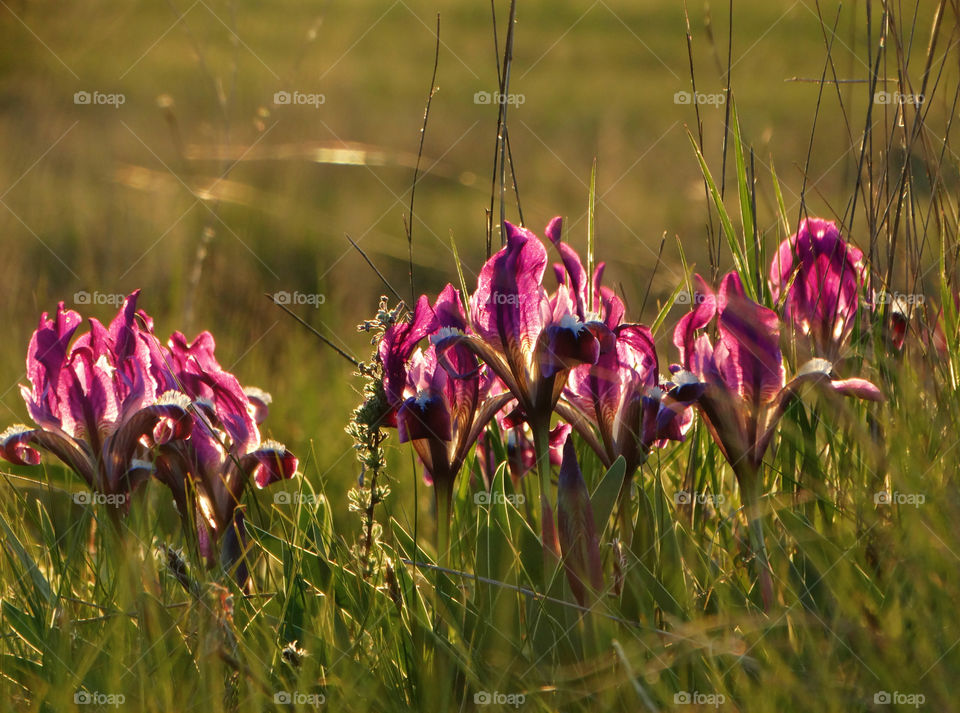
[1,292,297,588]
[564,323,694,478]
[434,219,610,433]
[149,329,298,581]
[674,272,881,479]
[431,218,612,570]
[769,218,866,356]
[1,293,192,502]
[381,285,513,526]
[673,272,882,608]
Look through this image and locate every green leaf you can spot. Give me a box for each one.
[0,513,53,605]
[590,456,626,537]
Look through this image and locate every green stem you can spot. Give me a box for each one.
[617,477,635,549]
[741,470,773,611]
[532,418,560,587]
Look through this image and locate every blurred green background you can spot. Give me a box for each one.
[0,0,951,520]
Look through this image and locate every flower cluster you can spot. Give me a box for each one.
[381,214,884,605]
[0,291,297,584]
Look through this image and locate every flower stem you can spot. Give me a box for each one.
[741,470,773,611]
[532,418,560,587]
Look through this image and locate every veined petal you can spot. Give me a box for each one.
[546,216,589,319]
[23,302,83,430]
[672,275,717,369]
[717,272,785,409]
[379,294,438,409]
[470,221,549,377]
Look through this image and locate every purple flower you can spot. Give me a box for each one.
[563,323,694,478]
[1,293,193,501]
[1,292,297,588]
[382,285,513,517]
[674,272,882,479]
[769,218,866,355]
[435,219,610,431]
[151,329,298,579]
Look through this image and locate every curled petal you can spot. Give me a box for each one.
[244,387,272,424]
[829,377,884,401]
[397,392,453,444]
[0,425,42,466]
[540,317,601,378]
[241,440,299,488]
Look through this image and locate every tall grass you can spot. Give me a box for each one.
[2,2,959,712]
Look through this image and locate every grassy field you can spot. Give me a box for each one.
[1,0,959,711]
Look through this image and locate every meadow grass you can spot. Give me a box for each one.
[1,1,960,711]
